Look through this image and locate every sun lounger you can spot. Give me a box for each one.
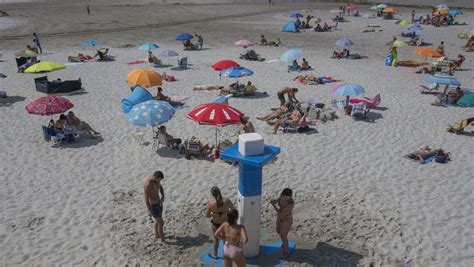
[132,130,146,145]
[283,113,308,133]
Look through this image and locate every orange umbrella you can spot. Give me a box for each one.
[127,68,162,88]
[383,7,396,13]
[433,10,448,16]
[414,48,442,58]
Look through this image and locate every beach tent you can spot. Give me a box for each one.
[34,76,82,95]
[457,93,474,107]
[122,86,153,113]
[282,22,297,33]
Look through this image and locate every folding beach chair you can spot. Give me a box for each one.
[351,103,370,120]
[132,130,145,145]
[178,57,188,69]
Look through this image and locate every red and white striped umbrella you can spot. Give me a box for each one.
[188,102,243,126]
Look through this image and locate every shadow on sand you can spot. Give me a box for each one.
[0,96,26,107]
[287,242,364,266]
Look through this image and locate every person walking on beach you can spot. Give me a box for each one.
[214,209,248,266]
[33,33,42,54]
[411,10,416,23]
[270,188,294,257]
[87,4,90,15]
[144,171,169,245]
[196,34,203,50]
[205,186,235,259]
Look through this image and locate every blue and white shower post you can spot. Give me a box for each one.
[220,133,280,257]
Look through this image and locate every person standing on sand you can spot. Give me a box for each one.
[144,171,169,245]
[270,188,294,258]
[277,87,299,107]
[33,33,42,54]
[87,4,90,15]
[214,209,248,266]
[205,186,235,259]
[411,10,416,23]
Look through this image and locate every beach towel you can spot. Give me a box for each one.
[397,60,429,67]
[127,60,146,65]
[64,62,85,66]
[169,95,189,103]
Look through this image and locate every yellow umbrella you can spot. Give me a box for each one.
[127,68,162,88]
[414,48,442,58]
[393,40,407,48]
[398,19,410,26]
[24,61,65,73]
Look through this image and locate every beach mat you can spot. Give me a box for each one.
[127,60,146,65]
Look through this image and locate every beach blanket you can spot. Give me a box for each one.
[127,60,146,65]
[64,62,85,66]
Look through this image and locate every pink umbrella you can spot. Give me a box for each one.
[347,4,358,11]
[234,39,255,47]
[26,96,74,116]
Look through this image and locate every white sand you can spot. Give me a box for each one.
[1,2,473,266]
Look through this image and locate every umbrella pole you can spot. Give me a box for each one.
[346,95,350,106]
[215,126,218,148]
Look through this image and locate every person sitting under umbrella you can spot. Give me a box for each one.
[301,58,311,70]
[66,111,100,138]
[148,51,161,66]
[158,125,181,148]
[154,87,183,106]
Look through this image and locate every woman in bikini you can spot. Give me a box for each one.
[205,186,235,259]
[271,188,295,257]
[214,209,248,267]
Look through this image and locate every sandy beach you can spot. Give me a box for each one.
[1,1,473,266]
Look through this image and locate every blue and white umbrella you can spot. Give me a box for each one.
[280,48,303,63]
[331,83,365,96]
[127,100,175,127]
[425,74,461,86]
[176,33,193,41]
[82,40,102,47]
[290,12,304,18]
[221,66,253,78]
[138,43,160,51]
[449,10,463,16]
[160,49,179,57]
[377,4,388,9]
[336,38,354,47]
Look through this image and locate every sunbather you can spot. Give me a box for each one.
[54,114,67,132]
[272,105,303,134]
[404,147,446,164]
[259,35,268,46]
[314,24,323,32]
[94,48,114,61]
[257,103,291,121]
[243,81,256,96]
[332,49,349,59]
[154,87,183,106]
[66,111,100,138]
[301,58,311,70]
[193,85,224,91]
[158,125,181,148]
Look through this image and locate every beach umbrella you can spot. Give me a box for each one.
[331,83,365,105]
[221,66,253,78]
[160,49,179,57]
[26,96,73,116]
[435,4,449,11]
[82,40,102,47]
[425,74,461,86]
[24,61,65,73]
[176,33,193,41]
[383,7,396,13]
[434,10,448,16]
[127,68,162,88]
[457,93,474,107]
[414,48,442,58]
[15,49,37,58]
[280,48,302,63]
[127,100,175,127]
[397,19,410,26]
[290,12,303,18]
[392,40,407,48]
[449,10,463,16]
[377,4,388,9]
[336,38,354,47]
[188,102,243,146]
[138,43,160,51]
[212,60,239,71]
[234,39,254,47]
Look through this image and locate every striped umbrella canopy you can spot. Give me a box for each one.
[188,102,243,146]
